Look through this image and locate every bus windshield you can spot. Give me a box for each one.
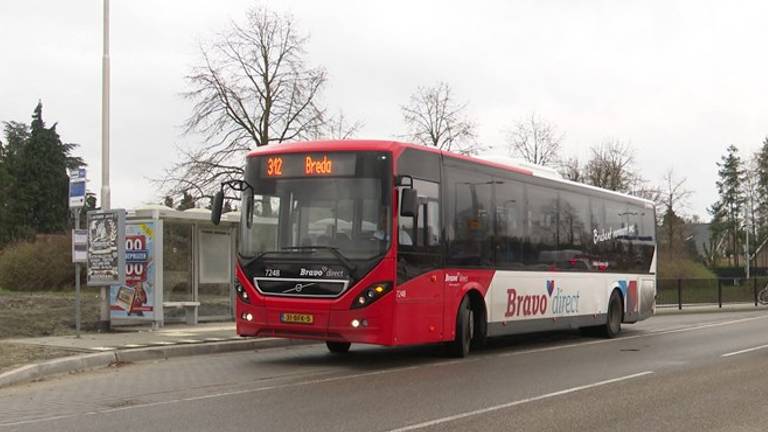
[239,151,392,262]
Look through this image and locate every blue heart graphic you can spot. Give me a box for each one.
[546,280,555,296]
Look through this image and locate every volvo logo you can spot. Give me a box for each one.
[284,282,316,294]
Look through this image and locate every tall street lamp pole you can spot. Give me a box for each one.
[99,0,111,330]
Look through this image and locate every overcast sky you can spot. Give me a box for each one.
[2,0,767,218]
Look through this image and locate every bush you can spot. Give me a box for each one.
[0,234,74,291]
[657,257,717,280]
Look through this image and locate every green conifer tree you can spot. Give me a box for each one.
[0,138,11,246]
[709,144,745,267]
[2,121,33,240]
[4,102,85,236]
[754,137,768,240]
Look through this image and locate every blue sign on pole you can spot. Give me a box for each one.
[69,168,87,208]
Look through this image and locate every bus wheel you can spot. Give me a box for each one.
[449,296,473,358]
[326,341,351,354]
[601,291,623,338]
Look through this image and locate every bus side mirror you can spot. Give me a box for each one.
[211,190,224,225]
[396,175,414,188]
[401,188,418,218]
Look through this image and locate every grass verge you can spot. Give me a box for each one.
[0,343,78,375]
[0,289,101,339]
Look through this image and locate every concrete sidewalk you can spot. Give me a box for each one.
[5,322,243,353]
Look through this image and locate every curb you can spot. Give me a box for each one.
[0,337,315,390]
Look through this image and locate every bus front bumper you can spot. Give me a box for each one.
[235,303,393,346]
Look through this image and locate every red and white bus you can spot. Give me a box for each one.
[211,140,657,357]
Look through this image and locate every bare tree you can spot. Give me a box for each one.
[161,7,328,201]
[628,177,662,212]
[401,82,481,155]
[658,169,693,253]
[312,110,364,140]
[741,155,765,264]
[583,139,638,193]
[506,114,563,166]
[659,169,693,216]
[558,156,583,182]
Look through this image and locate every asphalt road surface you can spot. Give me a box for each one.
[2,310,768,431]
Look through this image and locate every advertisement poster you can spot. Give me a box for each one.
[110,221,156,320]
[87,210,125,286]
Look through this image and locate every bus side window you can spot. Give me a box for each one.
[446,168,493,266]
[494,177,525,269]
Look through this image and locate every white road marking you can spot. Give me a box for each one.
[1,315,765,428]
[0,365,422,428]
[496,315,768,358]
[89,347,116,351]
[156,325,234,334]
[386,371,655,432]
[721,343,768,358]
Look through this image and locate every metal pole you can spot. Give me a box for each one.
[74,208,81,338]
[75,264,81,338]
[754,277,758,307]
[717,279,722,308]
[101,0,111,210]
[98,0,111,331]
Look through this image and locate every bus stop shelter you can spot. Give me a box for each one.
[109,205,241,327]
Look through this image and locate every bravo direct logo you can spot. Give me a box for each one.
[505,280,581,318]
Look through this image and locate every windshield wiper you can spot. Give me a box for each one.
[280,246,358,278]
[238,248,302,268]
[238,251,269,269]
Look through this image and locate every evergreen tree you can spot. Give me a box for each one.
[2,121,34,240]
[3,102,84,237]
[754,137,768,240]
[163,195,174,208]
[0,138,11,246]
[660,208,687,256]
[74,191,98,229]
[709,144,745,266]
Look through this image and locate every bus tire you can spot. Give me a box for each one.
[326,341,351,354]
[449,296,473,358]
[600,290,623,339]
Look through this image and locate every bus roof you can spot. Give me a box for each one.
[246,139,655,208]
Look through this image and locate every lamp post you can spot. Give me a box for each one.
[98,0,111,330]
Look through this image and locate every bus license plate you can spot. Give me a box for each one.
[280,313,314,325]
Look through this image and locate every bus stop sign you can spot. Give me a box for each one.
[69,168,86,208]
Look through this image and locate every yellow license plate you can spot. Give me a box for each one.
[280,313,314,324]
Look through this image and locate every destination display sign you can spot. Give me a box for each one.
[260,153,357,178]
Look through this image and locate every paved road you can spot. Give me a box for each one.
[2,311,768,431]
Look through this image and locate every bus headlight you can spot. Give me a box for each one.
[351,282,392,309]
[235,282,251,304]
